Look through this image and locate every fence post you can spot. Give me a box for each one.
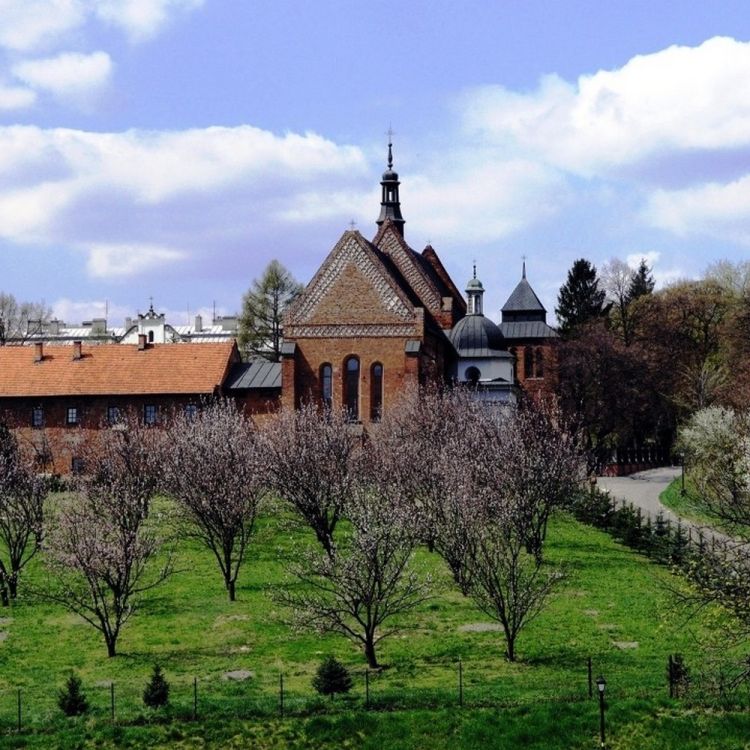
[668,655,674,699]
[110,682,115,724]
[279,673,284,717]
[193,677,198,721]
[16,688,21,733]
[587,657,593,699]
[365,669,370,710]
[458,657,463,707]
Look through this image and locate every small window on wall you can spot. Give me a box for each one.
[144,404,158,425]
[344,356,360,421]
[535,348,544,379]
[524,348,534,379]
[148,330,154,343]
[321,363,333,408]
[107,406,121,425]
[66,407,79,426]
[31,407,44,429]
[370,363,383,421]
[465,366,481,386]
[184,404,198,420]
[71,456,85,474]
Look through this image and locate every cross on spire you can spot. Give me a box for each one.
[348,219,357,230]
[521,255,527,279]
[386,125,395,169]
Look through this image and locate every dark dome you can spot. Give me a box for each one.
[382,168,399,181]
[449,314,505,357]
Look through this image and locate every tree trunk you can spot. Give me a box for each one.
[106,638,117,657]
[0,583,8,607]
[8,574,17,599]
[364,636,379,669]
[504,629,516,662]
[228,579,236,602]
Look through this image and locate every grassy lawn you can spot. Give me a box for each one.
[660,478,739,535]
[0,500,747,748]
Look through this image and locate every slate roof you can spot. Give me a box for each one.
[0,342,236,397]
[450,315,513,358]
[225,360,282,390]
[501,277,546,313]
[500,321,559,340]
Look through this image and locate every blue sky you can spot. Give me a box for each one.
[2,0,750,326]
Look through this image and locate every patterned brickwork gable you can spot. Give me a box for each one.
[373,222,444,317]
[286,230,417,334]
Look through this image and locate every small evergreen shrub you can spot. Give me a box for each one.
[143,664,170,708]
[312,656,352,700]
[58,673,89,716]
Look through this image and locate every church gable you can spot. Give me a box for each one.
[373,222,444,315]
[286,230,418,337]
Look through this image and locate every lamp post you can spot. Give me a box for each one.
[680,454,686,497]
[596,675,607,749]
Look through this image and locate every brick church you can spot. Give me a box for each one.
[279,141,557,418]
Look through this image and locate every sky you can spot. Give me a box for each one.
[2,0,750,326]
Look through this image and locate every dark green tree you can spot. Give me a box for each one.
[58,674,89,716]
[143,664,170,708]
[627,258,655,302]
[555,259,607,335]
[312,656,353,700]
[238,260,303,362]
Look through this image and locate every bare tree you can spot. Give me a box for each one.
[0,293,52,343]
[164,400,264,601]
[276,444,431,668]
[261,403,359,555]
[40,415,170,657]
[0,424,46,604]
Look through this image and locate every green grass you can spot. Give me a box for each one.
[660,478,737,534]
[0,501,747,748]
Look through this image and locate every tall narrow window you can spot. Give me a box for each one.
[535,348,544,379]
[31,406,44,429]
[66,407,79,426]
[344,356,360,421]
[144,404,158,425]
[148,330,154,343]
[321,363,333,408]
[107,406,121,425]
[524,348,534,379]
[370,363,383,421]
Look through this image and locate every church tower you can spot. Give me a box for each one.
[376,137,405,236]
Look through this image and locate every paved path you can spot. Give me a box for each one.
[597,467,682,524]
[598,466,733,546]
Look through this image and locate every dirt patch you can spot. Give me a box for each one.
[597,623,617,631]
[230,645,251,654]
[0,632,8,643]
[214,614,251,627]
[458,622,502,633]
[0,618,12,627]
[223,670,254,681]
[613,641,639,650]
[583,609,599,617]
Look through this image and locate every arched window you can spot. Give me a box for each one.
[344,356,360,421]
[320,363,333,408]
[370,363,383,421]
[465,366,481,385]
[535,348,544,379]
[524,347,534,379]
[148,330,154,343]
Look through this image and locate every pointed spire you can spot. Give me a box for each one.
[465,264,484,316]
[522,255,527,279]
[376,129,405,236]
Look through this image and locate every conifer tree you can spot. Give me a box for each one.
[627,258,655,302]
[58,674,89,716]
[312,656,353,699]
[143,664,170,708]
[238,260,303,362]
[555,258,607,335]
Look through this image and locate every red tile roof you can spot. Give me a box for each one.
[0,342,237,397]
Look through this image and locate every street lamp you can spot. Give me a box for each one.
[596,676,607,749]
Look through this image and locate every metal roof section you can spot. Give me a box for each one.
[501,277,546,313]
[500,321,559,339]
[449,315,509,358]
[225,360,282,390]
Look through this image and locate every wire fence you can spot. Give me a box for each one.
[0,649,742,735]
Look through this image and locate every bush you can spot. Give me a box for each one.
[312,656,353,700]
[143,664,170,708]
[58,673,88,716]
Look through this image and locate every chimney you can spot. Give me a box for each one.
[138,333,147,350]
[34,342,43,362]
[194,314,203,332]
[72,341,82,360]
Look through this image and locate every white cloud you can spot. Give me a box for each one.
[0,83,36,110]
[94,0,205,42]
[645,176,750,244]
[463,37,750,178]
[13,51,113,99]
[625,251,660,270]
[52,297,131,324]
[0,0,85,52]
[86,243,186,278]
[0,124,369,279]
